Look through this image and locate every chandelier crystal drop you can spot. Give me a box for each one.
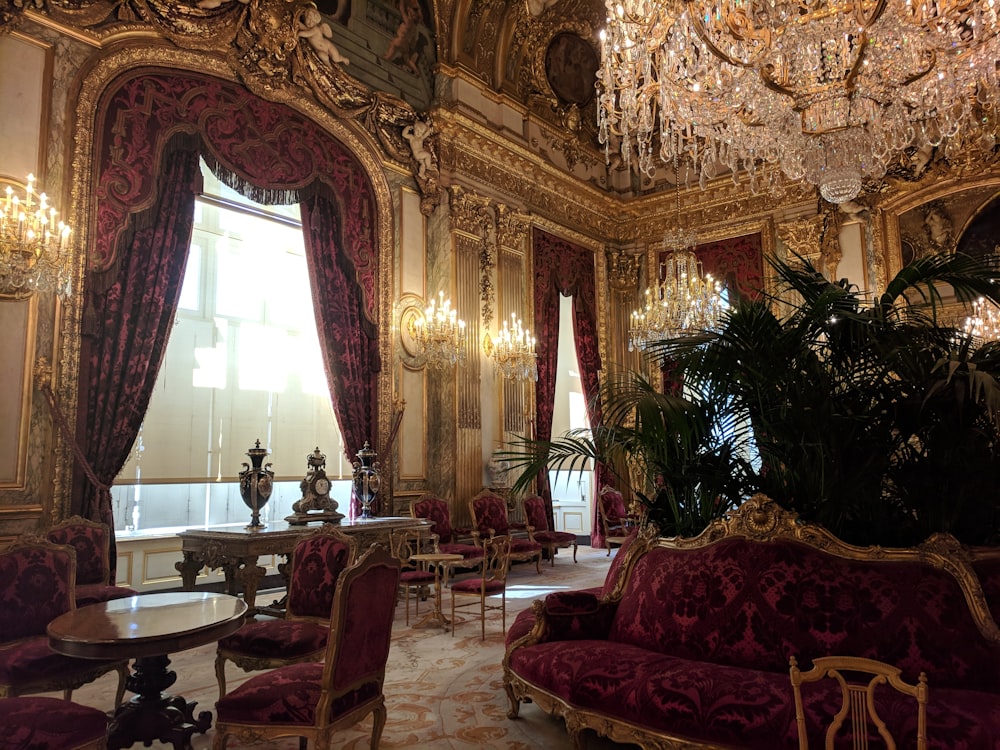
[597,0,1000,204]
[489,313,539,382]
[410,291,468,369]
[0,174,73,298]
[964,297,1000,342]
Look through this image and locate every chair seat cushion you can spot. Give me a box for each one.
[0,636,118,688]
[0,696,108,748]
[438,542,484,560]
[452,578,505,595]
[218,619,327,658]
[74,583,138,607]
[510,539,542,554]
[400,570,436,584]
[216,661,378,726]
[534,531,577,545]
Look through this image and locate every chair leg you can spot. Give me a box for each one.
[480,593,486,641]
[215,653,228,700]
[549,545,556,567]
[370,697,387,749]
[572,542,578,563]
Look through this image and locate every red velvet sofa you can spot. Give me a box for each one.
[503,496,1000,749]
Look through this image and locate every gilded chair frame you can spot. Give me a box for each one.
[214,524,358,699]
[212,544,401,750]
[450,535,512,641]
[389,527,440,625]
[468,489,541,574]
[790,655,929,750]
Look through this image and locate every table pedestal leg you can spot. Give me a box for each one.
[412,565,452,630]
[107,654,211,750]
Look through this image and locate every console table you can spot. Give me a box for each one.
[175,516,429,615]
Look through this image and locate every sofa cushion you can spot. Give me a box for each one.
[510,640,1000,749]
[608,539,1000,692]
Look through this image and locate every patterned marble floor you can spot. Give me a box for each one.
[53,544,637,749]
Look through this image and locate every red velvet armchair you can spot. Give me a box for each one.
[468,489,541,574]
[409,494,483,569]
[0,695,110,749]
[0,538,127,707]
[214,524,357,699]
[47,515,138,607]
[522,495,577,566]
[213,544,401,749]
[597,485,638,556]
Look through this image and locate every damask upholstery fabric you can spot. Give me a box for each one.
[47,521,138,605]
[46,523,105,585]
[509,639,1000,748]
[608,540,1000,692]
[471,493,542,565]
[0,545,75,642]
[506,532,1000,747]
[523,496,576,547]
[217,620,328,659]
[285,535,353,619]
[215,661,377,726]
[410,496,481,561]
[0,696,108,750]
[0,544,124,699]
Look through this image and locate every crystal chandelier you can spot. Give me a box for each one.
[597,0,1000,204]
[964,297,1000,342]
[629,161,726,350]
[487,313,538,381]
[409,291,468,368]
[0,174,73,298]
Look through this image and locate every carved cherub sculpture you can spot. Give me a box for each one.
[526,0,559,16]
[403,118,436,180]
[297,6,350,66]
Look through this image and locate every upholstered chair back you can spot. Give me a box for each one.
[411,495,457,544]
[599,487,627,524]
[522,495,550,533]
[47,516,110,586]
[0,538,76,643]
[322,544,400,695]
[286,526,357,620]
[470,490,511,538]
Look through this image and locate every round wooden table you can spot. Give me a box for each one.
[48,591,247,750]
[409,552,464,630]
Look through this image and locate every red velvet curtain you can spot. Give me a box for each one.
[532,229,611,548]
[76,136,202,572]
[300,187,381,516]
[79,71,381,563]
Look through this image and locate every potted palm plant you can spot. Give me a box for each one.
[502,252,1000,546]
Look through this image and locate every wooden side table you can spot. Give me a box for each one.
[48,592,247,750]
[409,552,464,630]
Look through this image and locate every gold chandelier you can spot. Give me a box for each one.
[487,313,538,382]
[0,174,73,298]
[597,0,1000,204]
[964,297,1000,342]
[409,291,468,369]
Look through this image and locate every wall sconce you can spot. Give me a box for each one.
[406,291,468,369]
[0,174,73,299]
